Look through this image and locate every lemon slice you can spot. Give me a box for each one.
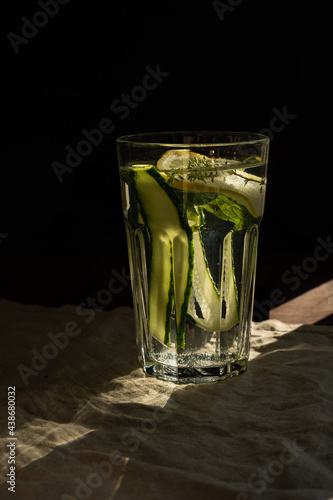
[157,150,266,218]
[156,149,207,170]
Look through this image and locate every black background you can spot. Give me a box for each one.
[1,0,332,313]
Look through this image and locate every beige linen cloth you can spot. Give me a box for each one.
[0,298,332,500]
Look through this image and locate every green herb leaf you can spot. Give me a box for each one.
[202,194,255,231]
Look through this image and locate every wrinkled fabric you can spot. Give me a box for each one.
[0,299,332,500]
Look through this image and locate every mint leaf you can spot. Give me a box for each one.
[202,194,254,231]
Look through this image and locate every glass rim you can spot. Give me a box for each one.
[116,131,270,147]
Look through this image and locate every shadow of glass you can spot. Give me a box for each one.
[6,321,332,500]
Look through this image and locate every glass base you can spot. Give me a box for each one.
[143,358,248,384]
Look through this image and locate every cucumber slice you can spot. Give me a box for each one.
[130,165,193,348]
[189,230,239,331]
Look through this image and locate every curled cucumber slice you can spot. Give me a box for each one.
[130,165,193,348]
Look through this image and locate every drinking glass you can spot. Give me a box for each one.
[117,132,269,383]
